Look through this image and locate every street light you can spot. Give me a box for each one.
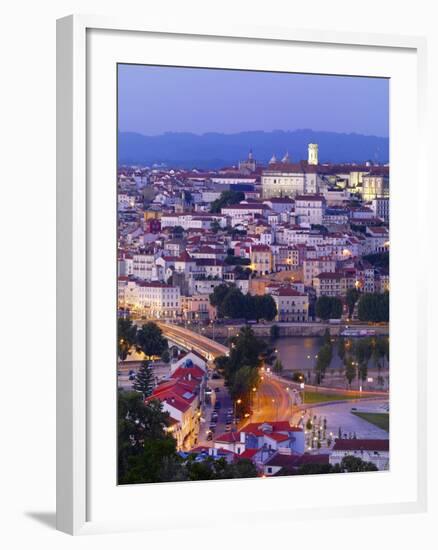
[234,398,242,424]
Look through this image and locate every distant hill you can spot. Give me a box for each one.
[118,129,389,169]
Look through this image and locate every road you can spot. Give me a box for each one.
[245,374,297,424]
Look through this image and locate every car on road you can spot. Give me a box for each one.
[128,374,135,381]
[206,432,213,441]
[225,425,232,432]
[214,387,220,393]
[212,373,221,379]
[129,369,135,375]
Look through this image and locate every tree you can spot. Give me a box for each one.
[171,225,184,238]
[123,437,183,484]
[118,391,173,482]
[231,458,258,478]
[315,296,342,320]
[314,344,332,385]
[346,287,360,318]
[333,455,378,473]
[221,287,247,319]
[209,283,232,316]
[223,326,267,409]
[270,324,280,339]
[330,297,343,319]
[273,359,284,374]
[211,219,221,233]
[353,338,373,384]
[337,337,346,361]
[161,349,170,364]
[132,361,155,398]
[291,371,305,382]
[118,318,137,361]
[344,355,356,388]
[357,292,389,322]
[254,295,277,322]
[363,251,389,269]
[210,190,244,213]
[136,322,168,359]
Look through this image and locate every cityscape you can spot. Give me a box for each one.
[117,65,390,484]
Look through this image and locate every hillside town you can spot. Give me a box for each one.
[117,143,390,483]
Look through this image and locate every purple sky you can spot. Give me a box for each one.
[118,64,389,137]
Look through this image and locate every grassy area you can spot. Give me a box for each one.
[303,390,367,404]
[352,411,389,431]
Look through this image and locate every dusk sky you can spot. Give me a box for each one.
[118,64,389,138]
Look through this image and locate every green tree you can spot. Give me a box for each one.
[363,251,389,269]
[136,322,168,359]
[123,437,183,484]
[353,337,373,383]
[209,283,232,316]
[357,291,389,322]
[210,190,244,213]
[231,458,258,478]
[273,359,284,374]
[346,287,360,318]
[314,344,332,385]
[221,287,247,319]
[333,455,378,473]
[337,337,346,361]
[270,324,280,339]
[118,318,137,361]
[161,349,170,364]
[224,326,267,409]
[118,392,173,482]
[171,225,184,238]
[255,294,277,322]
[211,219,221,233]
[315,296,342,320]
[344,355,356,388]
[132,361,155,399]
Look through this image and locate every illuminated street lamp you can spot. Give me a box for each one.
[234,398,242,422]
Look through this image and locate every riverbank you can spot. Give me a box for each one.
[201,322,388,339]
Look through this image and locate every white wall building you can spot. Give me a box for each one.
[330,439,389,470]
[295,194,326,225]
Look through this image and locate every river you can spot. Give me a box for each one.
[273,336,389,391]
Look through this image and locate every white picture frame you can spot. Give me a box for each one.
[57,14,428,535]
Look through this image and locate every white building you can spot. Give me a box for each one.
[295,194,326,225]
[303,257,336,286]
[269,287,309,322]
[119,281,181,319]
[330,439,389,470]
[132,252,156,280]
[370,198,389,222]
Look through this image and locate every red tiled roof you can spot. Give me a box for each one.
[171,366,205,381]
[315,272,344,280]
[215,432,241,443]
[332,439,389,452]
[239,448,259,460]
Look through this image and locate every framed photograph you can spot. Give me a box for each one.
[57,15,428,535]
